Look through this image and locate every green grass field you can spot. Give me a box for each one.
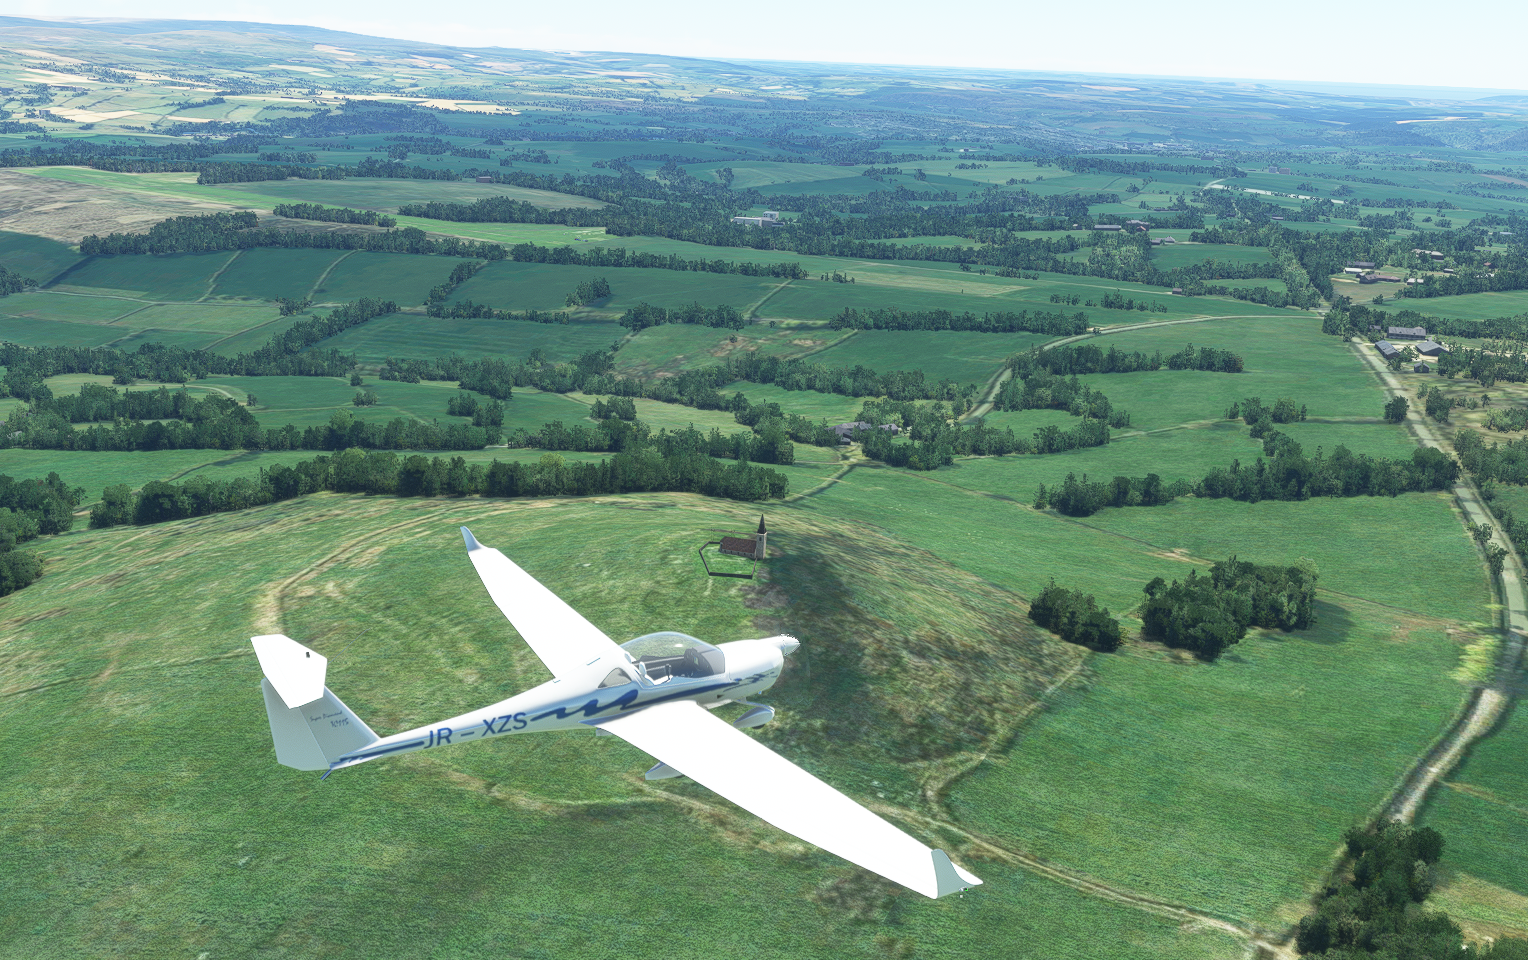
[808,330,1048,384]
[0,230,83,283]
[49,252,236,301]
[211,248,355,302]
[450,261,783,314]
[310,251,463,306]
[612,323,851,378]
[211,177,609,212]
[0,493,1252,960]
[1420,697,1528,940]
[1391,290,1528,322]
[320,314,626,366]
[793,465,1483,927]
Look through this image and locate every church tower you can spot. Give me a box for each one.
[754,515,768,560]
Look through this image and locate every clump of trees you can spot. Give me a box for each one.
[446,392,505,429]
[1,264,34,296]
[1291,822,1520,959]
[1027,581,1123,651]
[1384,396,1410,422]
[590,396,637,421]
[1140,556,1318,660]
[0,472,83,597]
[565,277,611,307]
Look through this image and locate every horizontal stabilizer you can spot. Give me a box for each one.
[252,634,327,708]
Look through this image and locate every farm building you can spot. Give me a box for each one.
[1377,340,1400,360]
[832,421,901,444]
[1347,261,1377,269]
[1094,224,1123,231]
[1388,326,1427,340]
[475,176,493,183]
[1415,340,1449,357]
[731,211,782,228]
[1413,361,1432,374]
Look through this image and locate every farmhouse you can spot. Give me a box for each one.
[1387,325,1428,340]
[1376,340,1401,360]
[832,421,901,444]
[731,211,783,228]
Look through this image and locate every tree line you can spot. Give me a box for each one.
[272,203,396,227]
[1037,443,1458,517]
[89,442,789,532]
[828,307,1090,336]
[1012,342,1245,376]
[619,301,747,331]
[3,399,499,453]
[78,213,506,260]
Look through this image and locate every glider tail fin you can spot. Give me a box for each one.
[253,634,379,771]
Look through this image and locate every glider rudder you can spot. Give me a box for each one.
[252,634,378,772]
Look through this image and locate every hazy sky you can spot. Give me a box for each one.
[13,0,1528,93]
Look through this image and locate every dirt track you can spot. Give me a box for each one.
[1350,339,1527,822]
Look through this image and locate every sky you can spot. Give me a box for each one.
[12,0,1528,94]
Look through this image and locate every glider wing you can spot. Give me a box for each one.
[460,527,625,680]
[595,699,982,899]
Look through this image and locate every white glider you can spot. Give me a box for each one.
[253,528,982,899]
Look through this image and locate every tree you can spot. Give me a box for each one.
[1384,396,1410,422]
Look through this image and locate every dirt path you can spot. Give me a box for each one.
[1349,339,1527,822]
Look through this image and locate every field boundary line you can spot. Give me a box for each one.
[306,249,358,302]
[744,278,793,318]
[200,249,243,301]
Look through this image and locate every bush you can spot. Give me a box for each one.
[1384,395,1410,422]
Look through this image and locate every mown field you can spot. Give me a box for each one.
[0,494,1246,960]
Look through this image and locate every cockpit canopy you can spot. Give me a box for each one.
[620,632,726,682]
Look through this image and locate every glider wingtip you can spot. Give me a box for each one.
[931,849,983,898]
[460,526,481,551]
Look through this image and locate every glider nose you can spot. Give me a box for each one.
[774,635,801,658]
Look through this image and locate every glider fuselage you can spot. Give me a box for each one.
[327,638,783,772]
